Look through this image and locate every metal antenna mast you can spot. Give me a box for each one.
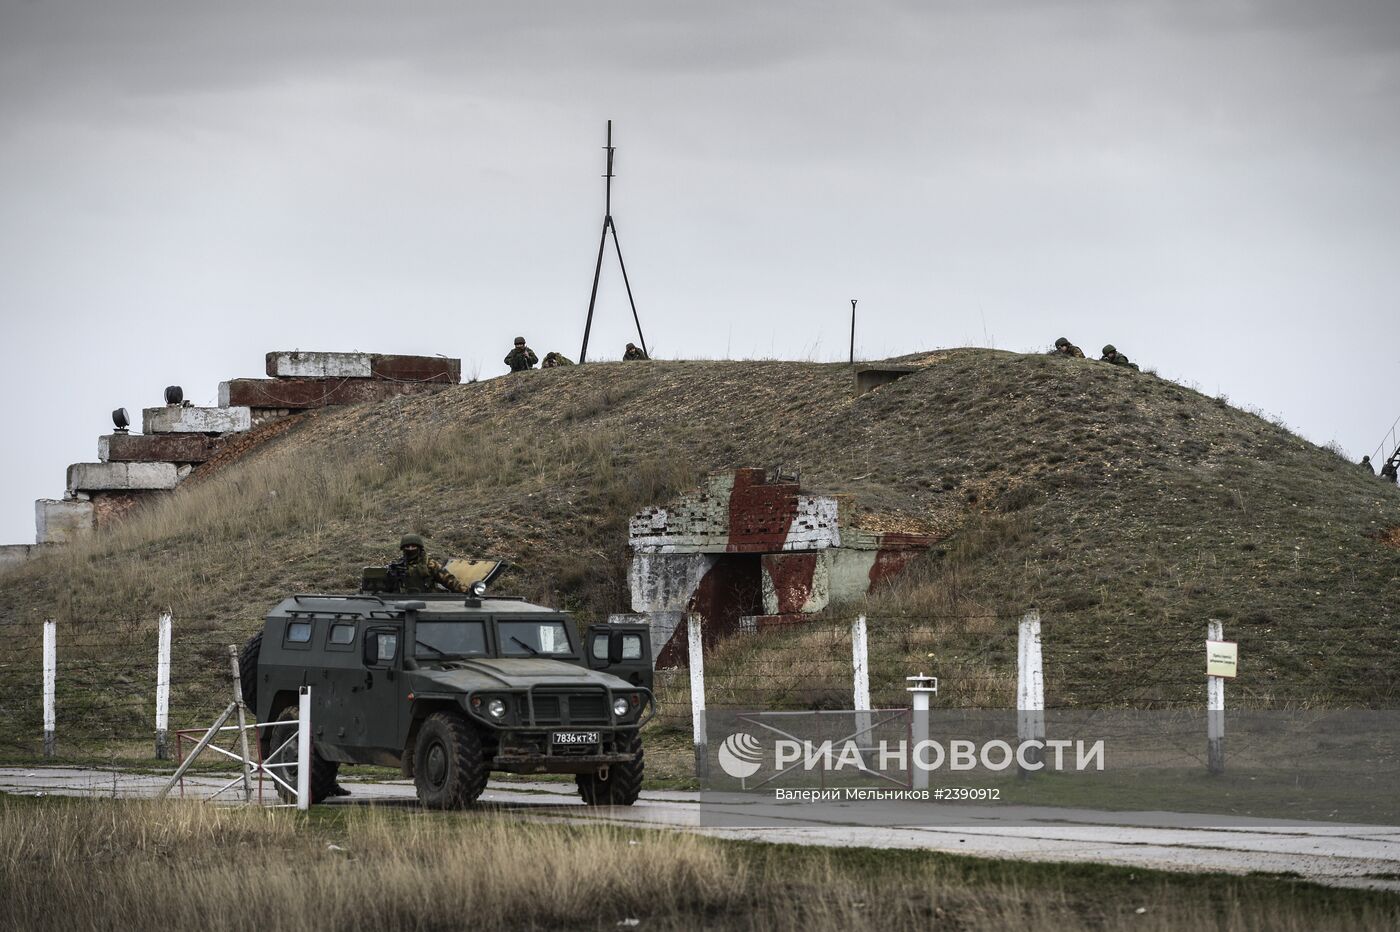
[579,120,647,363]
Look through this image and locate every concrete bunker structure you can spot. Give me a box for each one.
[8,348,462,562]
[626,468,934,665]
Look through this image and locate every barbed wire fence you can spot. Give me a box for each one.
[0,605,1389,765]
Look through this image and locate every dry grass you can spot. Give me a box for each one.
[2,351,1399,755]
[3,796,1398,931]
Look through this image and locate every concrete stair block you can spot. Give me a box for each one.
[36,499,94,544]
[143,405,251,434]
[67,462,180,492]
[99,433,219,463]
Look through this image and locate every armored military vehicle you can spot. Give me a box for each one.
[238,581,653,809]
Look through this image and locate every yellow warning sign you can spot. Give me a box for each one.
[1206,640,1238,679]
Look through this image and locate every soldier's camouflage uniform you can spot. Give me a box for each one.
[504,345,539,372]
[622,345,649,361]
[1049,343,1085,358]
[542,352,574,368]
[390,552,467,593]
[1100,346,1140,370]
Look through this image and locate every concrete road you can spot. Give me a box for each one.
[4,767,1400,891]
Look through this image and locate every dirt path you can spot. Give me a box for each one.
[5,767,1399,891]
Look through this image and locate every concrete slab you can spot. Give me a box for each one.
[265,351,372,378]
[218,377,450,409]
[368,354,460,383]
[0,544,36,571]
[99,433,219,464]
[67,462,180,492]
[143,405,251,434]
[35,499,93,544]
[264,351,461,382]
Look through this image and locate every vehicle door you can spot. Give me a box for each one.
[585,622,653,691]
[358,620,408,754]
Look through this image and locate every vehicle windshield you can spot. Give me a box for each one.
[415,620,487,658]
[498,619,573,657]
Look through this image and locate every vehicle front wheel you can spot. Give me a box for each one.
[413,711,489,809]
[577,734,643,806]
[264,704,340,805]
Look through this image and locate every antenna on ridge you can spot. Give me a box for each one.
[579,120,648,363]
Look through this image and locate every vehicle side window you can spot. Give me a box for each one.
[327,623,355,649]
[621,633,643,660]
[364,630,398,665]
[285,621,312,646]
[591,632,608,660]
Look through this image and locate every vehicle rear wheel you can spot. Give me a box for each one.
[238,632,262,714]
[577,733,643,806]
[413,711,489,809]
[264,704,340,805]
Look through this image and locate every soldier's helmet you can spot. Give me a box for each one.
[1102,344,1116,356]
[514,337,526,346]
[399,533,426,552]
[626,342,636,350]
[1055,337,1069,348]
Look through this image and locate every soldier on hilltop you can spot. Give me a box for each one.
[542,351,574,368]
[622,342,649,361]
[504,337,538,372]
[1100,344,1140,370]
[1360,455,1375,474]
[1049,337,1085,358]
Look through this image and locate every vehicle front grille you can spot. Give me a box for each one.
[525,690,608,725]
[567,694,607,724]
[530,695,562,723]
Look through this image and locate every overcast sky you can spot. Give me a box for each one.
[2,1,1398,544]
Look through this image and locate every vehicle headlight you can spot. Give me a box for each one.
[487,698,507,719]
[613,697,630,717]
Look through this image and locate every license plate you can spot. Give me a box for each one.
[553,731,599,745]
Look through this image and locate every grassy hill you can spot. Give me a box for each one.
[1,350,1397,755]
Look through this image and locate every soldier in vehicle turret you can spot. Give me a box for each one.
[388,534,467,593]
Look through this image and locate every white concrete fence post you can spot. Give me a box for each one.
[1207,620,1225,775]
[851,615,872,747]
[1017,609,1045,775]
[297,686,312,811]
[155,612,172,760]
[906,674,938,790]
[687,613,708,783]
[42,619,56,758]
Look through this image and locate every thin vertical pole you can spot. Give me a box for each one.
[580,119,645,361]
[297,686,312,811]
[580,220,609,363]
[42,620,55,758]
[1207,620,1225,775]
[907,674,937,790]
[687,613,708,783]
[228,645,253,802]
[155,612,172,760]
[609,219,647,355]
[1017,609,1045,775]
[851,615,871,747]
[850,300,857,364]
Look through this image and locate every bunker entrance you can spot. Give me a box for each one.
[690,554,763,644]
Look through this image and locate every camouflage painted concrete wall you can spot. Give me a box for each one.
[628,469,933,666]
